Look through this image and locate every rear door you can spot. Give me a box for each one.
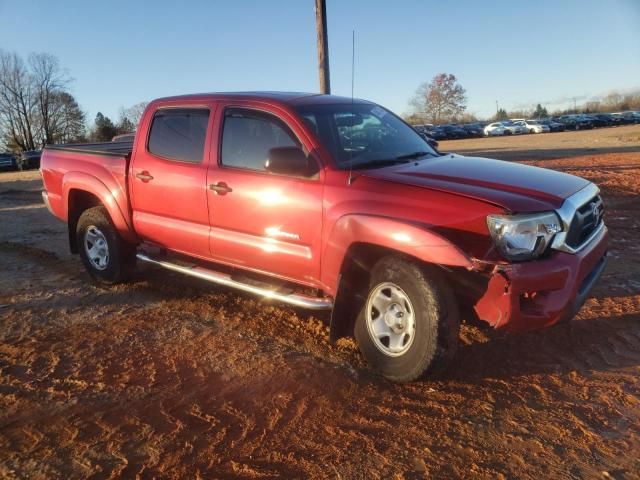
[206,105,324,285]
[129,104,214,258]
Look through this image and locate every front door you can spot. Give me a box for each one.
[207,106,323,286]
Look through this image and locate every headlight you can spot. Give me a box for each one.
[487,212,562,261]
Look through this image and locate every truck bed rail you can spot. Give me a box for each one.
[45,140,134,158]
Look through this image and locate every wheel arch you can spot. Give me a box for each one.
[67,189,103,253]
[62,172,137,253]
[325,214,473,342]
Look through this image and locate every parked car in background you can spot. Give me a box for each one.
[515,120,550,134]
[112,133,136,142]
[441,124,468,140]
[462,123,484,137]
[553,115,577,130]
[555,115,593,130]
[588,114,615,127]
[610,113,633,125]
[604,113,627,126]
[620,111,640,124]
[539,118,565,132]
[0,153,19,171]
[18,150,42,170]
[484,122,507,136]
[500,120,526,135]
[425,126,448,141]
[582,115,609,129]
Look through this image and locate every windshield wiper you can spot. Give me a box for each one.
[350,159,411,170]
[349,151,435,170]
[395,150,434,160]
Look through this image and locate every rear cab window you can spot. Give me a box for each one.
[147,108,210,163]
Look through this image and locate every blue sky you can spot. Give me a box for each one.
[1,0,638,122]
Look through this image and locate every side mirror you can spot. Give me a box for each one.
[266,146,318,177]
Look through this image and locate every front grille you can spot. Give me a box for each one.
[565,195,604,248]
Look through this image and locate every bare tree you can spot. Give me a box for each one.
[0,51,38,151]
[118,101,148,128]
[30,53,71,145]
[410,73,467,124]
[0,50,85,150]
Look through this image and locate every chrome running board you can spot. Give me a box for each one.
[136,252,333,310]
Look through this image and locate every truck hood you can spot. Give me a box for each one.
[359,154,589,212]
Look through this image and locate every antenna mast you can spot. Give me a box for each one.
[348,30,355,185]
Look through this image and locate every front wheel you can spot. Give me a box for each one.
[76,206,136,285]
[354,256,460,382]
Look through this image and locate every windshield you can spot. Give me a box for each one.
[294,103,438,169]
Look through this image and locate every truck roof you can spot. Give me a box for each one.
[153,91,372,106]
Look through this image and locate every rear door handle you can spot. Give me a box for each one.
[136,171,154,182]
[209,182,233,195]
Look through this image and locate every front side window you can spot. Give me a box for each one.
[294,103,437,169]
[147,108,210,163]
[220,108,300,172]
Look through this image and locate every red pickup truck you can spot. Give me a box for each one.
[40,92,608,382]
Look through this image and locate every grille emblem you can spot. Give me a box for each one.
[592,202,601,225]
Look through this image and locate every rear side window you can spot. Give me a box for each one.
[220,108,299,172]
[147,108,210,163]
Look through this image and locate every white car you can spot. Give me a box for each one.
[515,120,550,134]
[500,121,526,135]
[484,122,508,136]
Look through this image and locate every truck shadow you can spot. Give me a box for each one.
[134,266,640,385]
[443,311,640,382]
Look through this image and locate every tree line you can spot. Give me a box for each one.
[405,72,640,124]
[0,50,145,153]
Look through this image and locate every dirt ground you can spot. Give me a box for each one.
[1,126,639,479]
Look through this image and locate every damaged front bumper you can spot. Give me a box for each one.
[473,225,609,331]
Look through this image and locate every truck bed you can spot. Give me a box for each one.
[45,140,134,158]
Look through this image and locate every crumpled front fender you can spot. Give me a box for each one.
[320,214,473,295]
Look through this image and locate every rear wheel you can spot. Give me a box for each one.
[354,256,460,382]
[76,206,136,285]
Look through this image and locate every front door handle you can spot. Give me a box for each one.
[136,171,154,182]
[209,182,233,195]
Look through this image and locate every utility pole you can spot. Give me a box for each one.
[315,0,331,94]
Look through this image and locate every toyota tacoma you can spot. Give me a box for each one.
[40,92,608,382]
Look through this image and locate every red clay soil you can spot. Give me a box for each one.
[0,151,639,479]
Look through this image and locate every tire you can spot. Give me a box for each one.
[354,256,460,382]
[76,206,136,285]
[530,129,535,134]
